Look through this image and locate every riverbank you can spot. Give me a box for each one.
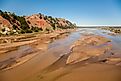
[101,27,121,34]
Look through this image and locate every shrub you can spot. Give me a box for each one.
[31,26,43,32]
[16,16,29,30]
[20,29,26,34]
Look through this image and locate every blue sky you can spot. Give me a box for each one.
[0,0,121,26]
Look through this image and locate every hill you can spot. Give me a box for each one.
[0,10,76,36]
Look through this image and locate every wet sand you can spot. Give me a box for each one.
[0,29,73,71]
[0,29,79,81]
[0,28,121,81]
[24,29,121,81]
[30,63,121,81]
[55,63,121,81]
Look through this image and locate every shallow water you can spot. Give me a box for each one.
[0,28,121,81]
[0,31,81,81]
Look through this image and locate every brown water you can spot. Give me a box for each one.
[0,28,121,81]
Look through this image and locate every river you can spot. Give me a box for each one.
[0,28,121,81]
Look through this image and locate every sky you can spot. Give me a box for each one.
[0,0,121,26]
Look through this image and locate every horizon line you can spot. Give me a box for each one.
[77,25,121,27]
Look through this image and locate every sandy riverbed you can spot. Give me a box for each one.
[0,29,74,71]
[0,28,121,81]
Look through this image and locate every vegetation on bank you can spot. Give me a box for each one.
[102,27,121,34]
[0,10,76,36]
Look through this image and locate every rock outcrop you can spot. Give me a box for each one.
[0,16,13,29]
[25,14,52,31]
